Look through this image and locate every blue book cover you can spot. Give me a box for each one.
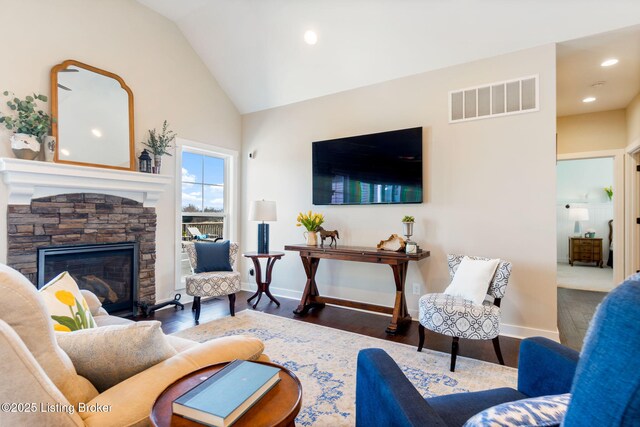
[173,360,281,426]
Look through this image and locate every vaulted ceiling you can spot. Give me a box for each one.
[137,0,640,114]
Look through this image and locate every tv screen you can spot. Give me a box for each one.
[313,127,423,205]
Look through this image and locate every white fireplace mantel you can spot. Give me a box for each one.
[0,158,172,207]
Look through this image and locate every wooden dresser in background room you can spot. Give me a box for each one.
[569,237,603,268]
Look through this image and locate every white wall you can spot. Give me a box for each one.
[0,0,241,302]
[555,159,614,264]
[242,44,558,339]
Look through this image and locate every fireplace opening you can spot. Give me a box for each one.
[37,242,139,316]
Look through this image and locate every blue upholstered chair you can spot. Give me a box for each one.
[356,275,640,426]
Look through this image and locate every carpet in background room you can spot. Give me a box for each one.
[557,262,614,292]
[173,310,517,426]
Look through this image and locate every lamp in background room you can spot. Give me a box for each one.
[569,207,589,236]
[249,200,277,253]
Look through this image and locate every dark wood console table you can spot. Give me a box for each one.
[284,244,430,334]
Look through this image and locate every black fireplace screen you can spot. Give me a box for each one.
[37,243,138,316]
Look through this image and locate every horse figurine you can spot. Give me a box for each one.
[317,226,340,247]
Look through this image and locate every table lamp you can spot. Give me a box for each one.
[249,200,277,253]
[569,208,589,236]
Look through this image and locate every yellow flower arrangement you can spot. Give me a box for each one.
[296,210,325,231]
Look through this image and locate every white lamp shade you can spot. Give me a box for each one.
[569,208,589,221]
[249,200,277,222]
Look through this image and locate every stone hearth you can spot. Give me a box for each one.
[7,193,157,305]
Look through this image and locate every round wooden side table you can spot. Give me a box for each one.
[151,361,302,427]
[243,251,285,309]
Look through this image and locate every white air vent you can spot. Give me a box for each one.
[449,75,539,123]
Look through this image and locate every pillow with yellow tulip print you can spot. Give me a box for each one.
[39,272,96,332]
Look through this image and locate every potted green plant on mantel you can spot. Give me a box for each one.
[142,120,176,174]
[0,91,51,160]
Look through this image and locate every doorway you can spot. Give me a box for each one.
[555,155,620,350]
[555,151,624,350]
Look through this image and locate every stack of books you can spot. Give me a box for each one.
[172,360,281,427]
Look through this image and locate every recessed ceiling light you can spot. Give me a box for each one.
[91,128,102,138]
[601,58,619,67]
[304,30,318,45]
[60,149,70,156]
[582,97,596,103]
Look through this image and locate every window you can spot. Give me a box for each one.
[176,142,237,288]
[181,151,226,240]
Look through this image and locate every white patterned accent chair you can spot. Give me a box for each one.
[183,241,241,323]
[418,254,512,372]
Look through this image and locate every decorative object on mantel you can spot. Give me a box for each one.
[604,186,613,201]
[42,135,56,162]
[377,234,406,252]
[142,120,175,174]
[296,210,324,246]
[249,200,277,253]
[0,91,51,160]
[317,226,339,247]
[402,215,418,253]
[138,149,152,173]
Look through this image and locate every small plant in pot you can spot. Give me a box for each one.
[0,91,51,160]
[142,120,176,173]
[402,215,415,241]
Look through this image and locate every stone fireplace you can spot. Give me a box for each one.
[0,158,171,312]
[7,193,157,311]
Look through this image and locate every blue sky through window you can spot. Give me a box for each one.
[182,151,224,212]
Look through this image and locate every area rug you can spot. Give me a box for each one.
[173,310,517,426]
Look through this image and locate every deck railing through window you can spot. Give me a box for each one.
[181,221,224,240]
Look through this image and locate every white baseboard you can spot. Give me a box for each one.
[499,323,560,341]
[241,282,560,341]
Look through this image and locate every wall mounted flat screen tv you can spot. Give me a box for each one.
[313,127,423,205]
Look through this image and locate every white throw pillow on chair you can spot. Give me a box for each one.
[444,256,500,305]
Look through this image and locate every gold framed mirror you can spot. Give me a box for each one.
[51,60,135,170]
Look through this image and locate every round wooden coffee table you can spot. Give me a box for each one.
[150,361,302,427]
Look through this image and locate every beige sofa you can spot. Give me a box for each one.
[0,264,267,426]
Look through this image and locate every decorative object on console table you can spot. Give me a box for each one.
[0,91,51,160]
[401,215,417,254]
[142,120,175,174]
[377,234,406,252]
[243,252,284,309]
[285,244,430,334]
[569,237,603,268]
[317,226,339,247]
[296,210,324,246]
[250,200,277,253]
[568,207,589,237]
[151,361,302,427]
[138,149,153,173]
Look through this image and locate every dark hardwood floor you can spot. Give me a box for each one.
[557,287,607,351]
[141,290,520,369]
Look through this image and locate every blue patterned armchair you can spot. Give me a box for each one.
[356,276,640,426]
